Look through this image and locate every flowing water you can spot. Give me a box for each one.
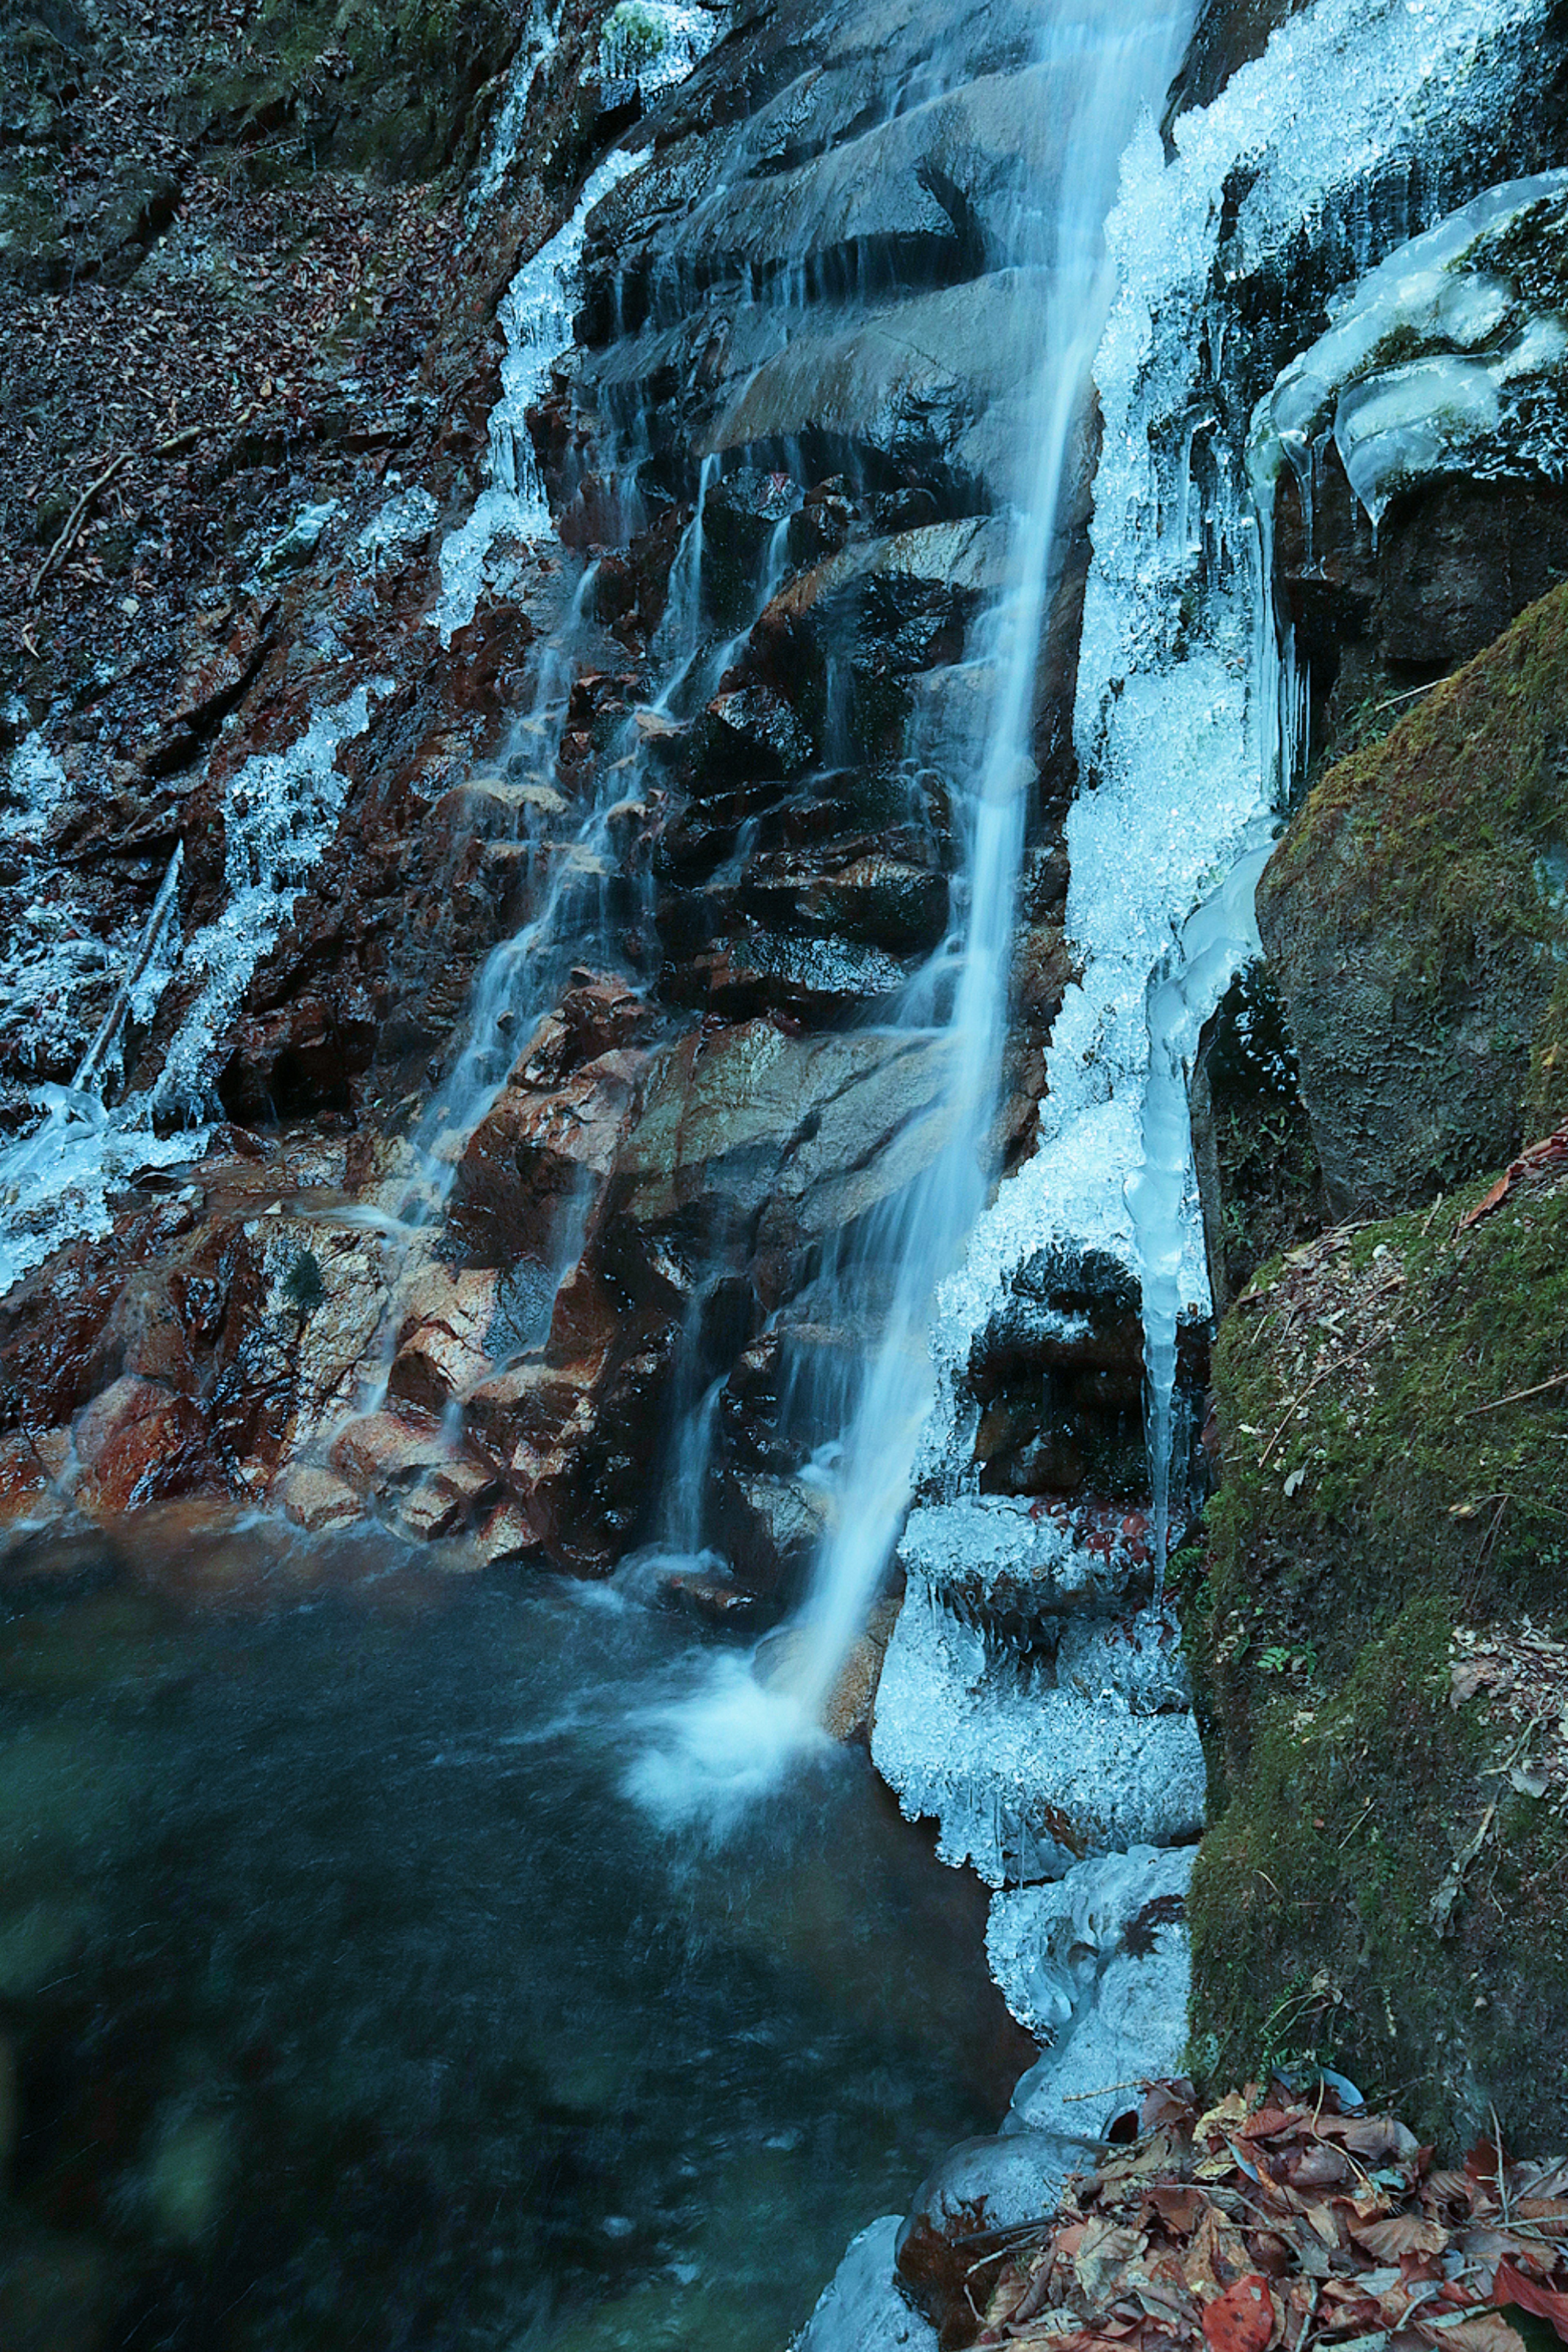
[0,1546,1027,2349]
[639,0,1194,1798]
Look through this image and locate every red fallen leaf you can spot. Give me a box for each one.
[1495,2261,1568,2344]
[1203,2274,1277,2352]
[1240,2108,1298,2142]
[1457,1123,1568,1231]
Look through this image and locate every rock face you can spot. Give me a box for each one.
[1257,583,1568,1216]
[1188,1172,1568,2150]
[0,0,1097,1610]
[1192,270,1568,2147]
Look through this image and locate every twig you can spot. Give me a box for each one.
[1060,2076,1152,2105]
[30,451,129,600]
[1258,1286,1402,1469]
[26,419,220,605]
[1460,1372,1568,1419]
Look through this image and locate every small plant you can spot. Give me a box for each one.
[1258,1642,1317,1679]
[601,2,668,77]
[281,1248,326,1321]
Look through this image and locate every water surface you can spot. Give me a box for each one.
[0,1540,1028,2350]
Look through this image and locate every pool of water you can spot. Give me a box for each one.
[0,1535,1030,2351]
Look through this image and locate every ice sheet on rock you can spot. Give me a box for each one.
[870,1584,1205,1887]
[929,0,1554,1498]
[356,485,439,571]
[1,731,67,843]
[154,685,379,1119]
[0,690,379,1296]
[599,2,724,95]
[1002,1849,1193,2144]
[436,149,641,642]
[988,1844,1194,2045]
[467,0,564,220]
[794,2216,936,2352]
[899,1499,1148,1621]
[898,2131,1078,2261]
[1251,173,1568,530]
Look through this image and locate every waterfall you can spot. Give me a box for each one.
[630,0,1194,1809]
[785,1,1195,1715]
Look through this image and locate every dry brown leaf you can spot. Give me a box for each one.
[1145,2185,1207,2236]
[1413,2313,1528,2352]
[1355,2217,1451,2262]
[1076,2221,1149,2303]
[1494,2260,1568,2344]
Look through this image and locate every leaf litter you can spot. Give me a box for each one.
[957,2080,1568,2352]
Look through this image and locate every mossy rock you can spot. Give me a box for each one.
[1258,579,1568,1217]
[1187,1162,1568,2147]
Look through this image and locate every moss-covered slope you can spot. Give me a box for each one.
[1187,1161,1568,2148]
[1257,580,1568,1216]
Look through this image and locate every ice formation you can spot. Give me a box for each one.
[875,0,1556,1898]
[989,1846,1195,2138]
[1250,172,1568,535]
[599,2,722,94]
[795,2216,938,2352]
[355,483,439,571]
[0,689,379,1296]
[467,0,566,219]
[435,149,642,641]
[871,1584,1204,1887]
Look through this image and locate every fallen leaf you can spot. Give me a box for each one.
[1145,2185,1207,2235]
[1355,2218,1450,2262]
[1203,2274,1278,2352]
[1414,2314,1528,2352]
[1495,2263,1568,2344]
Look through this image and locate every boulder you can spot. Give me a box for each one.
[1259,581,1568,1214]
[387,1265,500,1412]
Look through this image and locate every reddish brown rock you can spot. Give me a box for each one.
[448,1045,647,1268]
[391,1457,499,1542]
[272,1463,366,1534]
[70,1375,220,1519]
[329,1408,450,1496]
[0,1432,65,1531]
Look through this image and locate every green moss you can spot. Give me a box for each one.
[1190,1161,1568,2146]
[1271,583,1568,965]
[1462,191,1568,316]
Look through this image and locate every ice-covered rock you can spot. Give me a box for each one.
[437,150,641,640]
[0,688,380,1297]
[871,1577,1205,1886]
[794,2216,936,2352]
[989,1845,1195,2141]
[1251,172,1568,535]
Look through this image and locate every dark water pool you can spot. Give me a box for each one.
[0,1542,1029,2350]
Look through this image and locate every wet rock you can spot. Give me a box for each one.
[713,1467,832,1594]
[1258,580,1568,1212]
[387,1265,500,1412]
[467,1498,539,1568]
[272,1462,365,1534]
[447,1044,647,1267]
[329,1408,450,1497]
[617,1020,955,1303]
[0,1433,65,1532]
[391,1456,498,1543]
[895,2131,1073,2350]
[70,1374,219,1519]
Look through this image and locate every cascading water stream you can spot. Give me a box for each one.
[635,0,1194,1802]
